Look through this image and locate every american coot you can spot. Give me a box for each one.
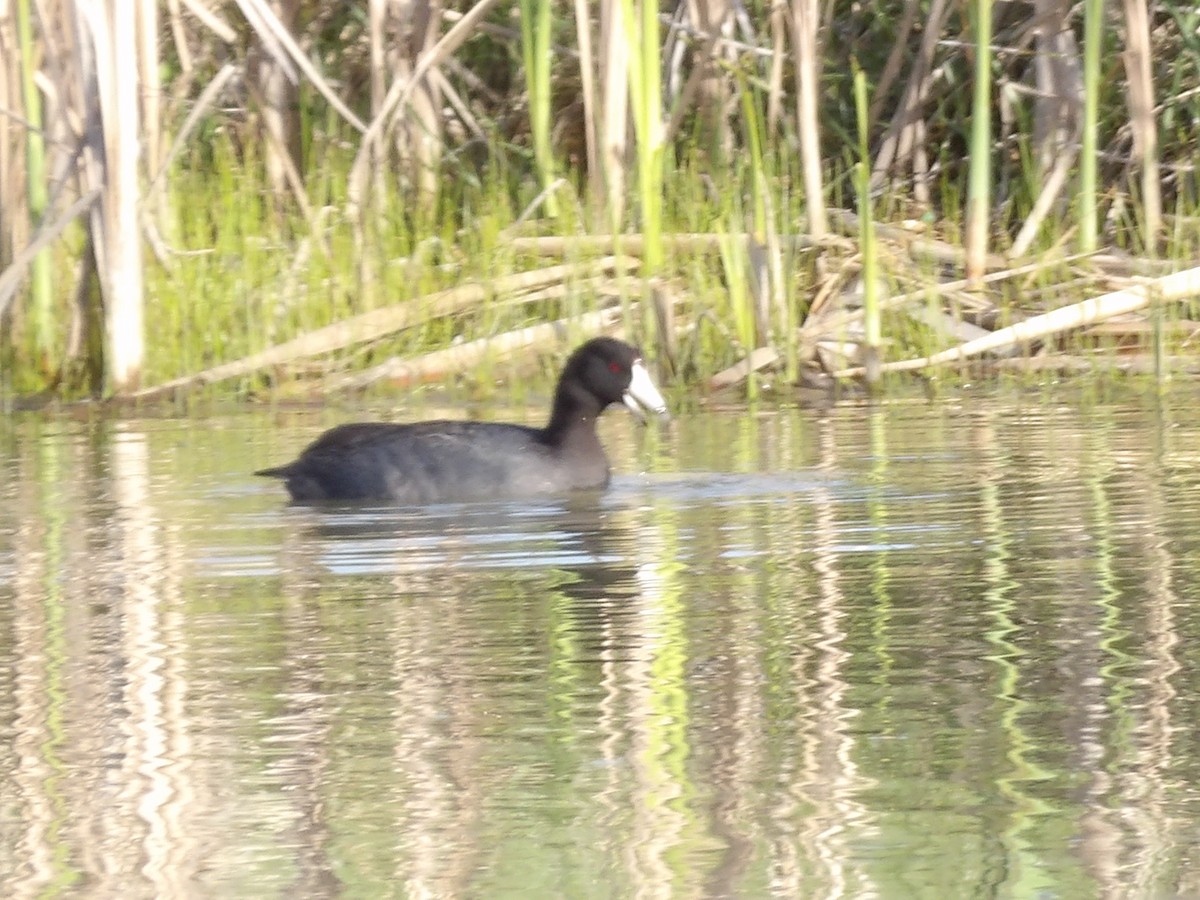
[255,337,669,503]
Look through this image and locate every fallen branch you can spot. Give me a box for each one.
[827,208,1007,270]
[834,264,1200,378]
[130,256,638,400]
[506,232,837,257]
[325,306,626,391]
[800,251,1099,344]
[991,354,1200,376]
[709,347,781,390]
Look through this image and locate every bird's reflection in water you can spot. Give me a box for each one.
[269,485,655,608]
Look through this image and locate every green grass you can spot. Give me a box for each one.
[5,111,1200,405]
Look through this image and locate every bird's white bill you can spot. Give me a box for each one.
[623,361,669,421]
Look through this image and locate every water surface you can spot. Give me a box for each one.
[3,392,1200,897]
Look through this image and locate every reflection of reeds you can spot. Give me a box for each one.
[751,413,880,895]
[977,410,1061,896]
[623,520,694,898]
[1129,421,1181,896]
[795,414,876,896]
[7,424,198,894]
[8,405,1200,891]
[389,580,483,897]
[111,427,194,896]
[11,430,66,895]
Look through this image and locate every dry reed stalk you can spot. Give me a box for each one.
[71,0,145,391]
[709,346,780,390]
[431,68,485,144]
[827,209,1003,269]
[867,0,920,127]
[570,0,602,206]
[145,63,237,203]
[234,0,364,132]
[137,0,160,181]
[178,0,236,43]
[506,232,829,257]
[688,0,734,157]
[791,0,826,240]
[800,252,1099,344]
[164,0,193,77]
[834,265,1200,378]
[1030,0,1080,175]
[1010,138,1078,258]
[766,1,785,135]
[325,305,629,391]
[868,0,950,195]
[398,1,443,206]
[1119,0,1161,250]
[992,355,1200,376]
[369,0,386,123]
[1009,0,1080,258]
[599,0,630,230]
[246,0,302,200]
[109,0,145,391]
[347,0,499,222]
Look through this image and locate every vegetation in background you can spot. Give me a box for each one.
[1,1,1198,403]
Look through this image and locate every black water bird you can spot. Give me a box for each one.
[255,337,669,503]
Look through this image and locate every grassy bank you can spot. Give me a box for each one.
[8,135,1200,408]
[3,2,1199,405]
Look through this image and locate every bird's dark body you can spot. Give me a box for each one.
[256,419,608,503]
[255,337,667,504]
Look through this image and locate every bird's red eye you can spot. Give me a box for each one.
[609,362,622,373]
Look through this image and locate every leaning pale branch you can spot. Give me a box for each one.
[347,0,505,213]
[833,266,1200,377]
[233,0,366,133]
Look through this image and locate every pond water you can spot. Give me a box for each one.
[3,388,1200,898]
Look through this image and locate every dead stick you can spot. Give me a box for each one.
[506,233,835,256]
[801,251,1099,341]
[834,265,1200,377]
[326,307,626,391]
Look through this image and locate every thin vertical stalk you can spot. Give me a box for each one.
[1120,0,1159,252]
[739,73,769,347]
[600,1,629,232]
[570,0,601,209]
[367,0,387,207]
[854,64,880,381]
[519,0,557,217]
[137,0,160,184]
[766,1,786,136]
[84,0,145,391]
[621,0,664,347]
[623,0,662,270]
[249,0,303,202]
[738,70,786,367]
[1078,0,1102,253]
[719,233,757,401]
[16,0,53,369]
[792,0,826,240]
[964,0,993,284]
